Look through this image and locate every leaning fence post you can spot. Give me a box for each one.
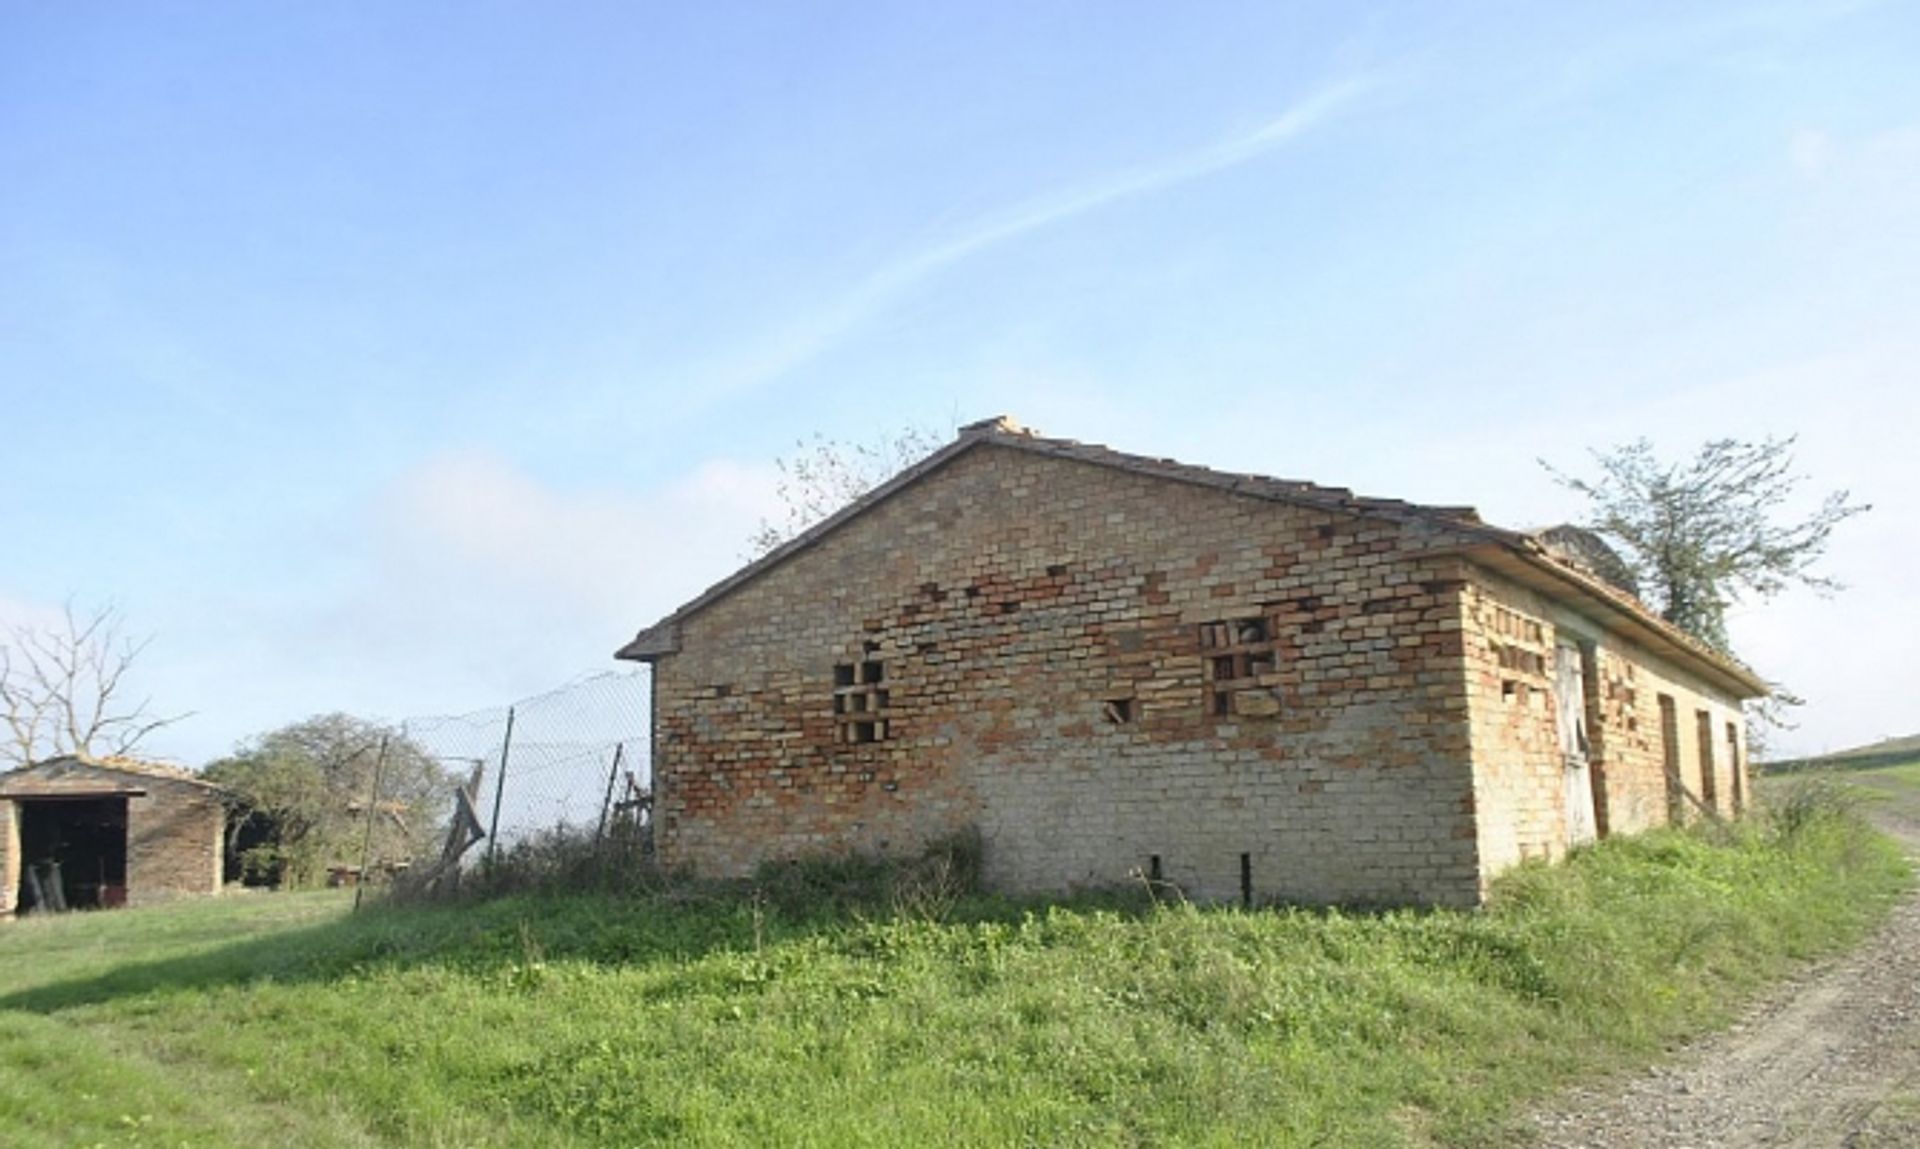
[595,742,626,849]
[353,735,390,913]
[484,706,516,869]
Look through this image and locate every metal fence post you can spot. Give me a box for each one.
[353,735,390,913]
[484,706,516,868]
[595,742,626,848]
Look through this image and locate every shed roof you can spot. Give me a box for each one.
[616,417,1767,698]
[0,754,229,799]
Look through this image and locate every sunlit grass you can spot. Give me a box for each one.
[0,806,1907,1148]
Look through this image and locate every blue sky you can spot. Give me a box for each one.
[3,1,1915,763]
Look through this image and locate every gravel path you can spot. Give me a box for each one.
[1530,791,1920,1148]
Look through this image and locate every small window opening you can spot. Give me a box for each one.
[834,659,890,744]
[1148,854,1163,882]
[1200,612,1282,718]
[1240,853,1253,909]
[1102,698,1134,725]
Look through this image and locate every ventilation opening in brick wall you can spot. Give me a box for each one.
[1493,642,1547,677]
[833,658,890,744]
[1200,616,1279,717]
[1489,605,1545,645]
[1102,698,1134,725]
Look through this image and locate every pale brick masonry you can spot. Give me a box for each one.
[619,418,1766,907]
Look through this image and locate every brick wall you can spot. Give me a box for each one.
[653,444,1486,907]
[0,799,16,916]
[1587,644,1747,831]
[1463,569,1750,887]
[126,779,225,906]
[1461,574,1570,876]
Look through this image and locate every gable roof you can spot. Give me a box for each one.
[617,416,1767,698]
[0,754,229,798]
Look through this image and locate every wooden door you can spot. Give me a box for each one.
[1556,641,1598,847]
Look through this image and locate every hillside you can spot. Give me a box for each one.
[1767,734,1920,773]
[0,810,1908,1148]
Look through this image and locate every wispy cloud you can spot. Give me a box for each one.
[692,75,1385,398]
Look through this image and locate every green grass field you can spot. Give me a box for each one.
[1,790,1910,1148]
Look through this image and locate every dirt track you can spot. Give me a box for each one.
[1530,781,1920,1148]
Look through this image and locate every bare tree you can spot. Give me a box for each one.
[0,603,185,769]
[747,425,947,556]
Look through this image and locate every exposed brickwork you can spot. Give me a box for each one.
[0,800,17,916]
[1462,576,1570,874]
[1462,569,1749,888]
[124,782,225,906]
[652,445,1485,907]
[627,423,1765,908]
[0,759,226,913]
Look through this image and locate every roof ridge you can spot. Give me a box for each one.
[617,416,1500,660]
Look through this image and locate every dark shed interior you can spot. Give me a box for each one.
[15,797,129,911]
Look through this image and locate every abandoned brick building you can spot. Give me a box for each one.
[1,756,227,914]
[617,417,1765,907]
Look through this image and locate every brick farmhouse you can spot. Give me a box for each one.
[2,756,227,914]
[617,418,1765,907]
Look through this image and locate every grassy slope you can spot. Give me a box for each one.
[0,801,1911,1149]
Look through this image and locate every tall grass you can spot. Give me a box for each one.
[0,801,1905,1148]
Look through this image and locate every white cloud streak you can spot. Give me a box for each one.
[696,75,1384,397]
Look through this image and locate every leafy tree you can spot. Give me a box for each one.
[748,426,946,556]
[1548,436,1869,755]
[205,714,457,888]
[0,602,185,769]
[1546,436,1869,653]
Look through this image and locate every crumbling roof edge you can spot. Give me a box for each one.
[615,425,1001,661]
[616,416,1503,662]
[0,754,230,796]
[1440,540,1770,699]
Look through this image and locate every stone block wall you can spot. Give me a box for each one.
[653,444,1486,907]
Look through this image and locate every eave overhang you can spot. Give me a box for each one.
[1442,540,1770,700]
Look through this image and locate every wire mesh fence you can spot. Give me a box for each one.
[391,669,652,889]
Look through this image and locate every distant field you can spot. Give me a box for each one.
[1765,734,1920,775]
[0,806,1910,1147]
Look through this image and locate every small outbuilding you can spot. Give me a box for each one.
[0,755,227,914]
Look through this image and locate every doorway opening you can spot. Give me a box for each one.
[15,797,129,911]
